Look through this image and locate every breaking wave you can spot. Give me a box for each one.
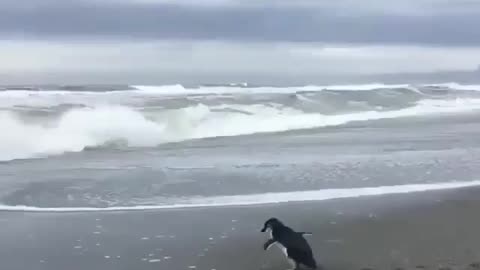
[2,82,480,97]
[2,97,480,161]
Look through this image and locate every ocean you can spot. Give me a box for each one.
[2,82,480,212]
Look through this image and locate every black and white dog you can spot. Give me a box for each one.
[261,218,317,269]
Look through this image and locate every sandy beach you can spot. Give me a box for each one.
[1,187,480,270]
[3,3,480,269]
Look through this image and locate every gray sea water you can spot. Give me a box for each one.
[1,82,480,210]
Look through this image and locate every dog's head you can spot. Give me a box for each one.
[260,217,284,232]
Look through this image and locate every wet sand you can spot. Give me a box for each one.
[2,188,480,270]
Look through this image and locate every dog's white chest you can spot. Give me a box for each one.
[276,243,288,258]
[268,230,288,258]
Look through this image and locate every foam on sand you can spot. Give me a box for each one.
[0,180,479,213]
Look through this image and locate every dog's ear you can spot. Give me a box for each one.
[261,217,277,232]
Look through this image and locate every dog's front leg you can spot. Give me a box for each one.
[263,238,276,250]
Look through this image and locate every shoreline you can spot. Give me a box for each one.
[2,180,480,213]
[2,188,480,270]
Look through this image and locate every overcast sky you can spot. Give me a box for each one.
[1,0,480,84]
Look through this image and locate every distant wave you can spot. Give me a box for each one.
[2,82,480,97]
[426,82,480,91]
[131,83,415,94]
[130,82,480,93]
[1,180,479,212]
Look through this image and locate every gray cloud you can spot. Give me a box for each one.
[2,40,480,74]
[1,40,480,84]
[1,0,480,46]
[3,0,480,84]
